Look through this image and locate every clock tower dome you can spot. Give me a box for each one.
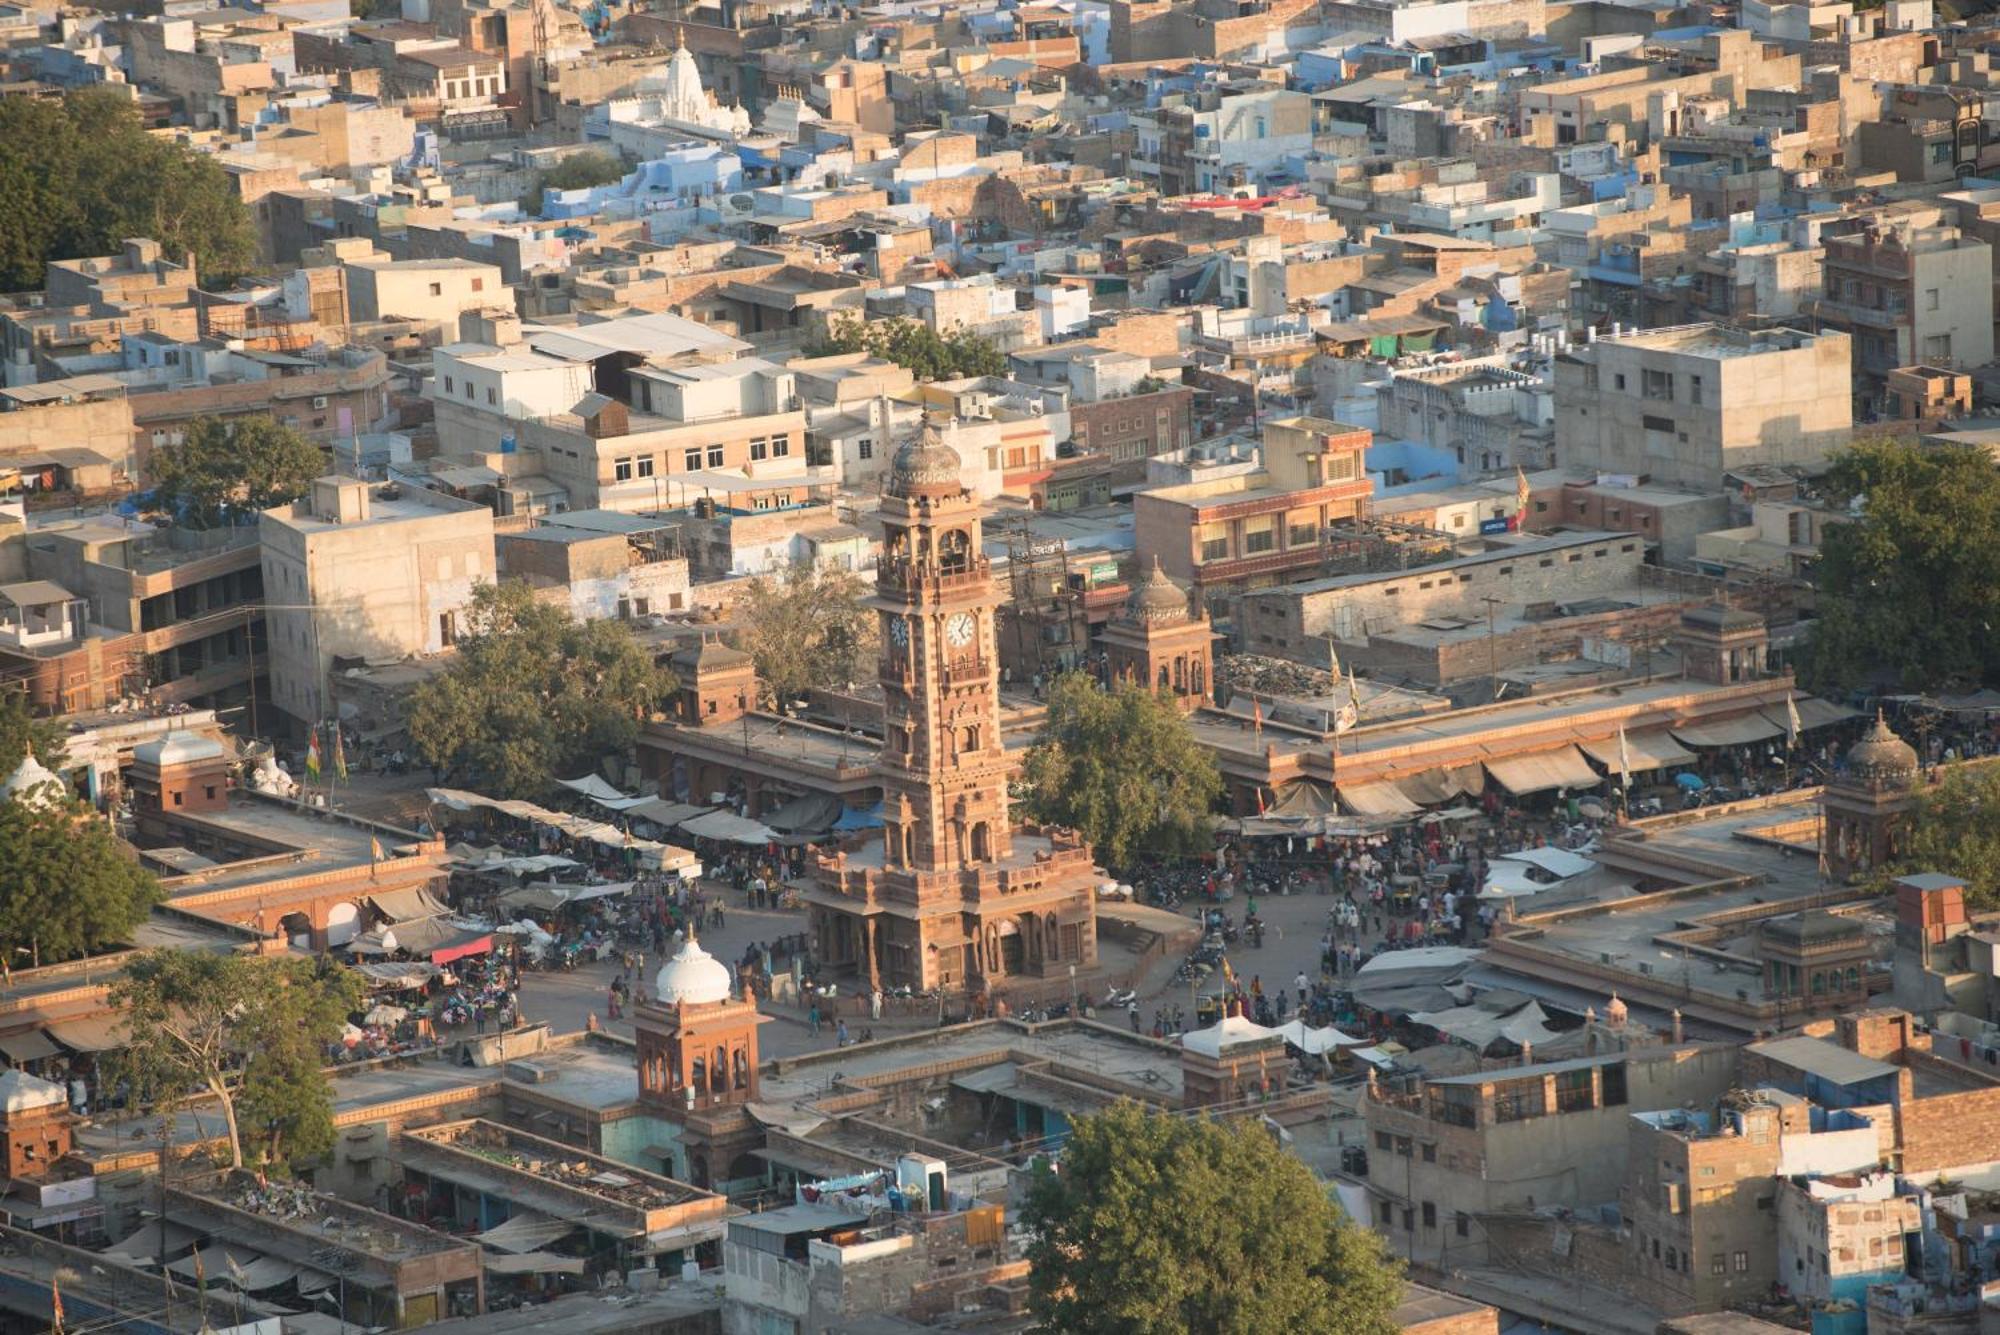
[807,417,1102,996]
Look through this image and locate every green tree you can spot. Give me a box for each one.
[0,789,161,969]
[148,415,326,529]
[733,561,873,711]
[0,688,67,778]
[520,150,629,215]
[1020,673,1221,870]
[112,951,364,1170]
[809,314,1007,381]
[1806,437,2000,692]
[0,88,255,291]
[1887,765,2000,907]
[406,580,677,797]
[1023,1102,1402,1335]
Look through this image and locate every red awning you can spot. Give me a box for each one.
[432,935,494,966]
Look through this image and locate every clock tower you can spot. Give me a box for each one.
[807,418,1101,996]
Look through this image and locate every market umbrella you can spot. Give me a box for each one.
[1675,772,1708,791]
[364,1004,409,1025]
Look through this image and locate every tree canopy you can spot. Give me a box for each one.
[1886,765,2000,908]
[148,416,326,530]
[1023,1102,1402,1335]
[112,951,364,1170]
[520,150,629,215]
[1020,673,1222,870]
[0,88,255,291]
[0,688,66,778]
[406,580,677,798]
[0,784,161,970]
[1805,437,2000,692]
[733,561,874,711]
[809,314,1008,382]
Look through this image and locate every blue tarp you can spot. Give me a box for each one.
[833,804,884,832]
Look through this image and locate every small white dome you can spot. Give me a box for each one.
[654,934,733,1006]
[133,731,226,767]
[1,748,63,809]
[0,1068,67,1115]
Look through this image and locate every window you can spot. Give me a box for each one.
[706,445,724,467]
[1665,1247,1677,1270]
[1689,374,1704,405]
[750,436,769,461]
[440,610,458,646]
[1421,1142,1436,1163]
[773,435,790,457]
[1200,522,1229,561]
[1244,516,1275,553]
[486,386,497,405]
[1733,1251,1749,1273]
[1379,1201,1394,1225]
[443,376,454,395]
[1713,1254,1727,1275]
[428,282,443,297]
[684,448,703,470]
[1374,1131,1392,1151]
[637,456,654,478]
[1421,1202,1436,1229]
[858,437,874,461]
[1925,288,1940,311]
[1924,333,1953,361]
[1289,520,1318,547]
[1642,369,1674,400]
[614,457,634,482]
[472,277,484,292]
[1614,373,1627,391]
[1643,414,1675,433]
[1455,1212,1470,1238]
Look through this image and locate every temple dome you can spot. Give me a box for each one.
[1124,557,1191,626]
[654,932,733,1006]
[885,418,965,500]
[1,748,62,809]
[1843,713,1919,791]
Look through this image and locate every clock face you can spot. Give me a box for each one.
[946,612,976,648]
[887,614,909,648]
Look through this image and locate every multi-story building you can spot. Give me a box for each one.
[1133,416,1373,603]
[258,476,496,726]
[1375,362,1552,479]
[1137,83,1315,196]
[1552,324,1854,491]
[1814,222,1993,407]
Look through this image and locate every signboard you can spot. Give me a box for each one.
[1479,516,1511,535]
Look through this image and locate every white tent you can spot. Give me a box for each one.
[1275,1020,1360,1054]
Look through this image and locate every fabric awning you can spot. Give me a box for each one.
[484,1252,586,1276]
[556,774,630,803]
[476,1211,578,1254]
[366,887,451,922]
[433,933,494,965]
[103,1219,200,1262]
[679,810,777,846]
[1578,730,1696,773]
[1483,745,1602,795]
[1672,714,1785,748]
[763,791,844,835]
[622,799,715,828]
[0,1029,60,1063]
[1268,782,1337,819]
[1395,764,1484,806]
[45,1015,127,1053]
[1763,696,1859,734]
[1338,781,1422,817]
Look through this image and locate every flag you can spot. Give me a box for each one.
[1255,787,1267,815]
[333,728,348,782]
[1251,698,1264,734]
[1221,956,1236,987]
[305,729,322,783]
[1786,692,1802,749]
[50,1275,62,1335]
[370,836,384,867]
[1617,723,1632,790]
[1348,666,1362,713]
[1515,465,1531,515]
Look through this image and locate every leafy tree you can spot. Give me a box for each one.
[520,150,629,215]
[406,580,677,797]
[809,314,1008,382]
[1023,1102,1402,1335]
[112,951,364,1170]
[0,88,255,291]
[149,416,325,529]
[733,561,873,711]
[1805,437,2000,692]
[1887,765,2000,907]
[1020,673,1221,870]
[0,786,161,969]
[0,688,67,778]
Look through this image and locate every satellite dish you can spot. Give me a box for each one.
[728,193,754,209]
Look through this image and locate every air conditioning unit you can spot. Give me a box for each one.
[312,395,329,409]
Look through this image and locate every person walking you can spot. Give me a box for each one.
[808,1002,822,1036]
[835,1019,850,1048]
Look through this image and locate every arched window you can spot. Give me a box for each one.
[1811,972,1825,995]
[711,1047,728,1091]
[733,1048,750,1089]
[963,725,980,754]
[940,529,972,574]
[1844,966,1859,992]
[970,821,992,861]
[1173,657,1186,692]
[690,1056,706,1091]
[1158,664,1170,690]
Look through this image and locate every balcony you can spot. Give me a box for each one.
[941,657,993,690]
[875,556,994,601]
